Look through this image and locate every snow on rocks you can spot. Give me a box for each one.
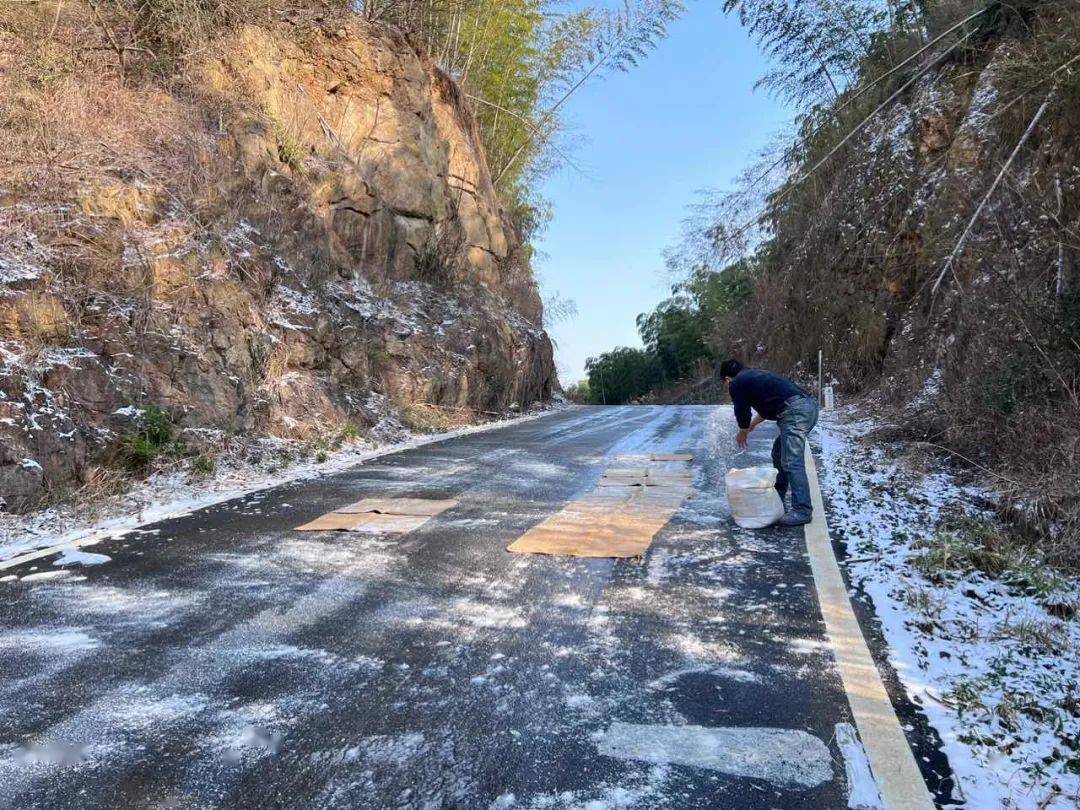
[817,410,1079,808]
[0,223,50,287]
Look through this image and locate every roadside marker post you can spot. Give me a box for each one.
[818,349,824,405]
[823,385,835,410]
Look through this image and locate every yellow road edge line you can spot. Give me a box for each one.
[804,451,935,810]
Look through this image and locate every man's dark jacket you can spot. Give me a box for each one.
[729,369,811,429]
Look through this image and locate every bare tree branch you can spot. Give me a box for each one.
[464,92,586,178]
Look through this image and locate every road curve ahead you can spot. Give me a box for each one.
[1,406,895,808]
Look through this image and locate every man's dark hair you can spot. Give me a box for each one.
[719,359,744,380]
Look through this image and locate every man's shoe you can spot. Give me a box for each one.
[779,510,812,527]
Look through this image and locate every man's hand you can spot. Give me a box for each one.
[750,414,765,431]
[736,429,749,449]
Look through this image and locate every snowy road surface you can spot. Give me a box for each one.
[0,406,937,808]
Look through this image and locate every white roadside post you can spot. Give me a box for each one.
[817,349,824,405]
[823,386,835,410]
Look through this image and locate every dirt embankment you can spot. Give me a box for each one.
[700,12,1080,564]
[0,8,556,511]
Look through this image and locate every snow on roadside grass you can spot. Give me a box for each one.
[817,410,1079,809]
[0,403,567,566]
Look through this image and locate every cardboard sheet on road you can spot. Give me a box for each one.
[646,470,692,486]
[334,497,458,516]
[508,460,692,558]
[597,468,649,487]
[612,454,693,463]
[295,497,458,534]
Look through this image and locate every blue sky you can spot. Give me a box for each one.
[535,1,791,383]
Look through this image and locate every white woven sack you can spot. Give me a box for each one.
[725,466,785,529]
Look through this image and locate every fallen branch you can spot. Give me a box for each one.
[294,82,344,150]
[85,0,133,76]
[1056,173,1066,299]
[831,4,994,121]
[407,402,502,417]
[47,0,63,40]
[777,28,977,216]
[982,52,1080,128]
[493,50,610,187]
[844,554,882,564]
[923,690,956,710]
[492,1,683,186]
[79,44,157,56]
[930,82,1060,298]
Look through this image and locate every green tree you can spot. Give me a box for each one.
[563,379,591,403]
[585,347,661,404]
[636,295,709,383]
[632,254,760,386]
[688,255,758,321]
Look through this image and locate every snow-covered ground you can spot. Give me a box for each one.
[817,409,1079,809]
[0,403,567,566]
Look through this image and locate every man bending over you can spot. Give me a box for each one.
[719,359,819,527]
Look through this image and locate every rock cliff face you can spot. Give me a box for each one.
[0,16,556,511]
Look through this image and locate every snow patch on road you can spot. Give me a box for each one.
[515,764,672,809]
[27,582,197,627]
[53,549,111,566]
[835,722,884,809]
[0,687,207,786]
[787,637,831,656]
[664,631,741,664]
[648,664,761,688]
[20,570,79,583]
[0,627,100,655]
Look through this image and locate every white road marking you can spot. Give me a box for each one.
[836,722,885,809]
[804,452,934,809]
[595,722,833,789]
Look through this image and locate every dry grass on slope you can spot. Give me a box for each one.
[1,6,200,190]
[704,2,1080,570]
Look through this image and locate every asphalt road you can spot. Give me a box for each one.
[1,406,884,808]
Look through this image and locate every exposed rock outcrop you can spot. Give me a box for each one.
[0,14,556,510]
